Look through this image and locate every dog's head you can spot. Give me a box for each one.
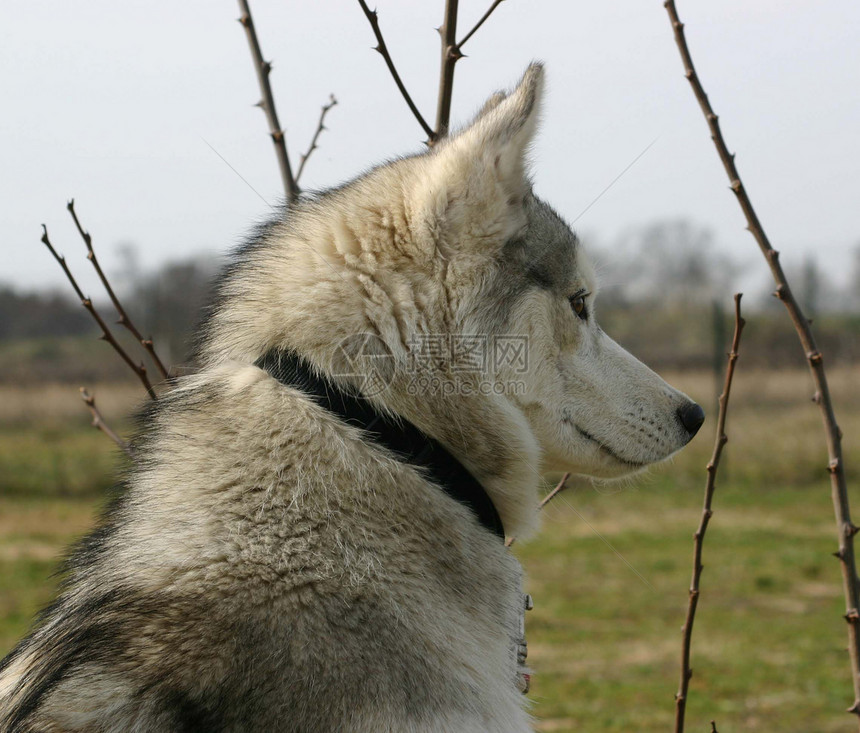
[205,63,703,536]
[385,63,704,473]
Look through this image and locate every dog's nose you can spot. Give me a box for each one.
[677,401,705,437]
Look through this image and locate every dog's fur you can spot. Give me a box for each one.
[0,64,702,732]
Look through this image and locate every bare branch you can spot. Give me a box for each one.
[505,473,571,548]
[295,95,338,186]
[66,200,169,381]
[434,0,461,139]
[457,0,505,50]
[674,294,745,733]
[437,0,510,139]
[539,472,572,511]
[356,0,436,143]
[80,388,133,457]
[664,2,860,721]
[237,0,299,203]
[41,225,157,400]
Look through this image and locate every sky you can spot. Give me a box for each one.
[2,0,859,296]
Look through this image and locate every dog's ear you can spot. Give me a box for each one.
[419,63,544,251]
[449,62,543,190]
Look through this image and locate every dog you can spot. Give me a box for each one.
[0,63,703,732]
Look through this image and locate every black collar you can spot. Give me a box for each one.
[255,349,505,540]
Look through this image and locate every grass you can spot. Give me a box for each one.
[0,382,138,496]
[518,481,849,731]
[0,497,99,652]
[0,368,858,730]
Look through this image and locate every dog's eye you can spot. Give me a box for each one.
[569,294,588,320]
